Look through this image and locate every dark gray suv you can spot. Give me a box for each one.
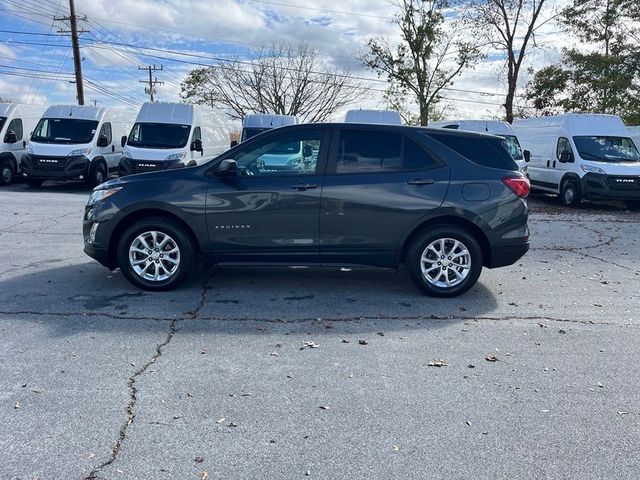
[83,123,530,297]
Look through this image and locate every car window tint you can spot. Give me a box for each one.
[192,126,202,141]
[336,130,401,173]
[233,130,321,177]
[426,132,517,170]
[7,118,23,140]
[556,137,571,159]
[403,137,439,170]
[99,122,112,144]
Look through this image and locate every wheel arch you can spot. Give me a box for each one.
[107,208,201,268]
[0,151,18,171]
[397,214,492,268]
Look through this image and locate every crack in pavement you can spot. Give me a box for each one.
[81,276,212,479]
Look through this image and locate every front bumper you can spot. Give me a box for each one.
[83,204,117,268]
[581,172,640,200]
[119,157,175,176]
[21,154,90,181]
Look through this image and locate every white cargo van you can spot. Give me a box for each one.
[120,102,229,176]
[344,109,402,125]
[21,105,135,187]
[240,114,298,142]
[429,119,529,173]
[513,114,640,208]
[628,126,640,149]
[0,103,47,185]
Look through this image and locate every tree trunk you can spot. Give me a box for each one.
[419,100,429,126]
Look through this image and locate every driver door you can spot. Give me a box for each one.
[205,127,329,264]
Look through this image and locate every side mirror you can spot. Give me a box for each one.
[523,150,531,163]
[4,131,17,144]
[191,139,203,152]
[215,159,238,176]
[559,150,574,163]
[303,144,313,157]
[96,135,109,147]
[121,135,127,148]
[230,140,238,147]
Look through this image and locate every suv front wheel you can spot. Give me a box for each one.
[117,217,195,291]
[406,226,483,297]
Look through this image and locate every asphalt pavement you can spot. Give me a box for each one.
[1,181,639,480]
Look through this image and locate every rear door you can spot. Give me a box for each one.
[206,127,329,264]
[320,127,450,267]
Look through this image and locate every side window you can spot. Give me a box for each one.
[7,118,23,140]
[426,132,516,170]
[233,130,321,177]
[99,122,112,144]
[192,126,201,142]
[403,137,440,170]
[336,130,401,173]
[556,137,571,159]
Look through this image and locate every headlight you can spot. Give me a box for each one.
[69,147,92,157]
[165,152,187,162]
[87,187,122,205]
[581,164,605,174]
[122,148,132,159]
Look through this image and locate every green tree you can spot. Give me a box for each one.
[361,0,480,126]
[525,0,640,124]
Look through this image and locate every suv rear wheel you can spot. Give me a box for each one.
[116,217,195,291]
[406,226,483,297]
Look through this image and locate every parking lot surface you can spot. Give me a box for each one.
[1,182,639,479]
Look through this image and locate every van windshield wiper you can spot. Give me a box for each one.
[578,151,603,161]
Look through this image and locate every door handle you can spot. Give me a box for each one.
[289,183,318,191]
[407,178,434,186]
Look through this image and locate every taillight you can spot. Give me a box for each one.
[502,175,530,198]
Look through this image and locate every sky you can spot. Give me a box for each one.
[0,0,569,123]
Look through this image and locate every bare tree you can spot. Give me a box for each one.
[465,0,550,123]
[180,43,363,123]
[361,0,480,126]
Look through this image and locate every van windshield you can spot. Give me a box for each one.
[270,141,301,155]
[501,135,524,160]
[128,123,191,149]
[573,136,640,163]
[242,127,270,141]
[31,118,99,144]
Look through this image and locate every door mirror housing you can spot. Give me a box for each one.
[191,139,203,152]
[559,150,574,163]
[97,135,109,148]
[303,144,313,158]
[215,159,238,176]
[523,149,531,163]
[4,131,17,144]
[121,135,127,147]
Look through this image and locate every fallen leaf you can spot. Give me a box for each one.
[87,452,95,460]
[341,339,350,343]
[465,421,471,426]
[14,401,20,409]
[201,348,207,354]
[618,411,629,415]
[540,409,549,413]
[31,389,41,394]
[228,422,238,427]
[377,332,385,336]
[597,382,604,388]
[485,355,498,362]
[241,392,251,397]
[358,340,368,345]
[558,329,567,334]
[392,445,399,452]
[216,417,226,424]
[427,359,448,367]
[468,364,475,369]
[301,341,320,350]
[305,471,311,476]
[200,471,209,480]
[186,392,193,398]
[270,352,279,357]
[195,456,204,463]
[319,405,330,410]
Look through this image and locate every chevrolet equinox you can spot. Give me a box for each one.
[84,123,530,297]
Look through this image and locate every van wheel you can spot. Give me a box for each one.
[406,226,483,298]
[117,217,195,291]
[88,163,107,187]
[560,178,582,207]
[0,161,14,186]
[25,179,43,188]
[626,200,640,211]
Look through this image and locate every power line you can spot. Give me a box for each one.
[138,65,164,102]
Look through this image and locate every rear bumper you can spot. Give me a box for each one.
[581,173,640,200]
[21,154,90,181]
[487,241,529,268]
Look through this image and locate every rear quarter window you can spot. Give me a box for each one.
[425,132,518,170]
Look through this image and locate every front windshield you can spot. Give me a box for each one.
[269,141,301,155]
[31,118,99,144]
[501,135,524,160]
[128,123,191,149]
[0,117,6,134]
[573,136,640,163]
[242,127,270,142]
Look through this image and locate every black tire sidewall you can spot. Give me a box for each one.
[406,226,483,297]
[0,161,14,185]
[90,163,107,187]
[117,218,194,291]
[561,178,581,207]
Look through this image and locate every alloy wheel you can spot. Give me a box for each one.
[420,237,471,288]
[128,230,181,282]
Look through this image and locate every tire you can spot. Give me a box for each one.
[626,200,640,211]
[406,225,483,298]
[116,217,195,291]
[560,178,582,207]
[88,163,107,188]
[25,178,43,188]
[0,161,14,186]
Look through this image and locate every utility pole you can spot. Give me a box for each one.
[89,99,100,107]
[55,0,88,105]
[139,65,164,102]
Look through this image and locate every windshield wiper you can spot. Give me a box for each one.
[578,151,603,161]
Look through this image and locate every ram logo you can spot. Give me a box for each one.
[137,163,156,168]
[615,179,635,183]
[40,159,59,163]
